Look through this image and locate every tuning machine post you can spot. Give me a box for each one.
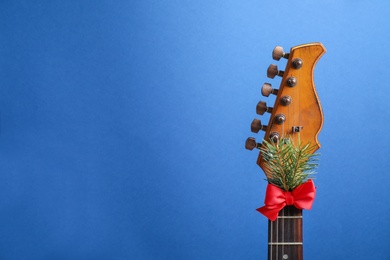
[280,95,292,106]
[292,58,303,69]
[269,132,280,143]
[274,114,286,125]
[286,76,297,87]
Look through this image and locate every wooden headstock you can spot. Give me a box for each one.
[246,43,326,177]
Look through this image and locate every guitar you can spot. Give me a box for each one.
[245,43,326,260]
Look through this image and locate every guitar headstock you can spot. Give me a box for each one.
[246,43,326,177]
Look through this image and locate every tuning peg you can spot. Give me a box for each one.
[274,114,286,125]
[272,46,289,61]
[280,95,292,106]
[267,64,284,79]
[245,137,262,150]
[251,119,267,133]
[269,132,280,143]
[286,76,297,87]
[261,83,278,97]
[256,101,273,115]
[292,58,303,69]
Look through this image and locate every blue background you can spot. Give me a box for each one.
[1,1,389,259]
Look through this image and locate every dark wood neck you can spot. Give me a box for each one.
[268,206,303,260]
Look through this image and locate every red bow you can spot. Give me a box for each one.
[257,180,316,221]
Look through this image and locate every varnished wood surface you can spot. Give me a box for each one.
[268,206,303,260]
[257,43,326,177]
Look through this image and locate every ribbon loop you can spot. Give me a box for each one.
[256,180,316,221]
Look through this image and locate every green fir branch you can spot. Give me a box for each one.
[260,137,319,191]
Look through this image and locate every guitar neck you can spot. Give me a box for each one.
[268,206,303,260]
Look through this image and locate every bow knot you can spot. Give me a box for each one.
[284,191,294,205]
[256,180,316,221]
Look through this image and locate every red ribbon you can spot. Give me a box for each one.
[257,180,316,221]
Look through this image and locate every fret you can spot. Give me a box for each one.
[268,206,303,260]
[277,216,302,219]
[269,242,302,246]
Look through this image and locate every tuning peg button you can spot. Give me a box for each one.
[272,46,289,61]
[245,137,262,150]
[261,83,278,97]
[256,101,273,115]
[267,64,284,79]
[251,119,267,133]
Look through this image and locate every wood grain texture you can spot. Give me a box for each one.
[257,43,326,177]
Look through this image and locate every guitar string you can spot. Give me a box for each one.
[292,65,301,259]
[282,206,285,257]
[282,119,285,258]
[298,67,302,142]
[270,219,272,260]
[276,215,278,259]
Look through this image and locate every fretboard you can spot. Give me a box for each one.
[268,206,303,260]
